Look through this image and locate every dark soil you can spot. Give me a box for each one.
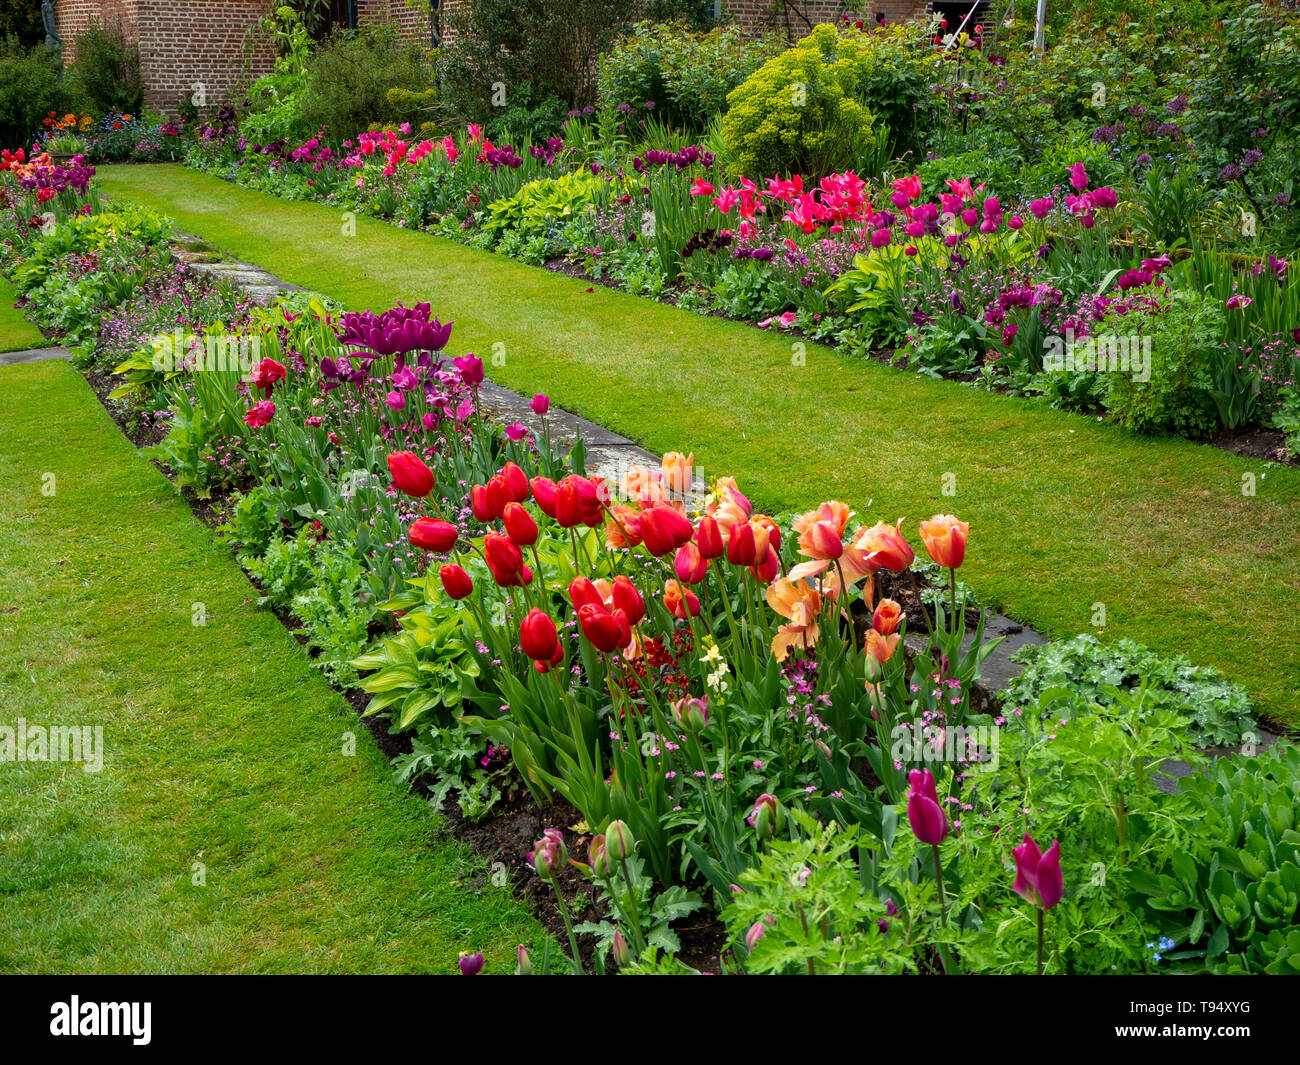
[1212,425,1292,464]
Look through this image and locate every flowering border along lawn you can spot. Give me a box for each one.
[94,163,1300,728]
[0,358,539,973]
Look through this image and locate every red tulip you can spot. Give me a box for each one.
[610,575,645,625]
[696,515,724,559]
[519,608,560,663]
[569,577,605,613]
[408,517,458,552]
[726,521,768,566]
[502,501,538,547]
[1013,833,1063,910]
[387,450,434,497]
[530,476,557,519]
[485,474,512,520]
[555,475,602,528]
[638,505,679,556]
[484,532,529,586]
[751,548,780,582]
[440,564,474,600]
[675,542,708,584]
[906,768,949,845]
[501,461,529,502]
[471,484,493,522]
[578,603,629,653]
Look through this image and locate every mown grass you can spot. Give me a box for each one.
[93,163,1300,727]
[0,358,539,972]
[0,274,45,352]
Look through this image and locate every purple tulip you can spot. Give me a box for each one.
[457,951,484,975]
[453,354,484,388]
[384,390,405,411]
[1012,833,1063,910]
[745,921,766,951]
[530,828,566,880]
[906,768,949,845]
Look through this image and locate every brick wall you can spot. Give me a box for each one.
[55,0,275,115]
[724,0,933,37]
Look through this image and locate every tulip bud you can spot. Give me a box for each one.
[471,483,492,522]
[919,514,969,570]
[671,696,709,733]
[529,827,567,880]
[726,522,757,566]
[604,820,634,861]
[748,793,782,838]
[588,833,612,879]
[502,501,538,547]
[612,929,632,968]
[387,450,435,497]
[408,517,459,553]
[1013,833,1063,910]
[568,576,604,613]
[516,944,532,975]
[696,515,724,559]
[439,563,474,600]
[745,921,766,952]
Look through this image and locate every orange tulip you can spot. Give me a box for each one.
[855,520,915,573]
[864,628,900,667]
[706,476,752,536]
[766,578,822,661]
[660,451,694,498]
[873,598,902,636]
[663,579,701,619]
[919,514,968,569]
[604,503,643,549]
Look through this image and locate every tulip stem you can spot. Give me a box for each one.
[949,567,958,639]
[1036,908,1044,977]
[907,568,937,643]
[931,843,954,976]
[549,878,584,975]
[617,858,647,954]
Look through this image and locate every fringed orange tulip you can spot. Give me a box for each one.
[766,578,822,661]
[919,514,968,569]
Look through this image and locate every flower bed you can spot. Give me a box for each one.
[175,20,1300,464]
[5,132,1297,977]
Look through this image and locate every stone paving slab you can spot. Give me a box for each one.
[0,346,70,366]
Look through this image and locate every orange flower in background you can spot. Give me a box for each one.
[660,451,694,497]
[604,503,643,549]
[791,499,850,569]
[873,598,902,636]
[621,461,666,507]
[663,579,700,619]
[919,514,969,569]
[766,578,822,661]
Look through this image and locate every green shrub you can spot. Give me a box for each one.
[598,21,785,133]
[66,18,142,116]
[300,22,433,139]
[1100,288,1223,439]
[720,24,888,179]
[0,40,82,150]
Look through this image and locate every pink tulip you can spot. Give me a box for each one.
[1012,833,1063,910]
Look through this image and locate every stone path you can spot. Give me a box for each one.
[0,346,70,366]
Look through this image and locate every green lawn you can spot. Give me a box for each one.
[0,273,45,352]
[94,163,1300,727]
[0,359,538,973]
